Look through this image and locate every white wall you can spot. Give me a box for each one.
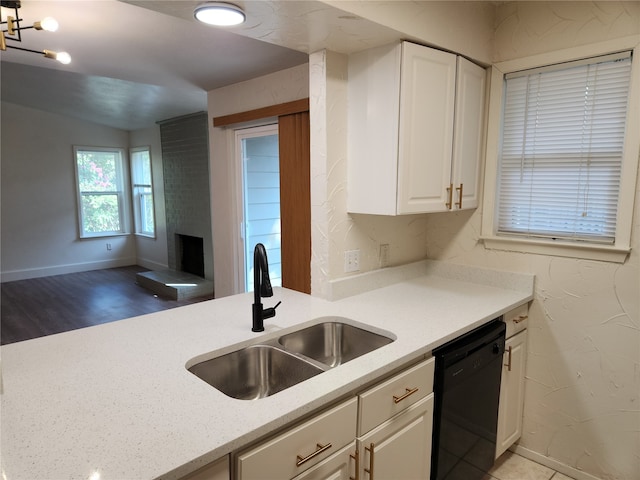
[0,102,136,281]
[322,0,495,64]
[1,103,169,281]
[129,125,169,271]
[207,63,309,297]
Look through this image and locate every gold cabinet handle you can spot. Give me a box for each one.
[455,183,463,209]
[513,314,528,324]
[393,387,419,404]
[445,183,453,210]
[349,449,360,480]
[365,443,375,479]
[296,442,332,467]
[504,346,512,372]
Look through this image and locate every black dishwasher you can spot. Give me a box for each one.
[431,319,506,480]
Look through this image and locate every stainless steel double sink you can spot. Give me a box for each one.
[187,317,394,400]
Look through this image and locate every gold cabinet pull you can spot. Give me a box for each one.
[296,442,332,467]
[504,346,512,372]
[393,387,419,404]
[513,314,528,324]
[455,183,463,209]
[365,443,375,479]
[445,183,453,210]
[349,448,360,480]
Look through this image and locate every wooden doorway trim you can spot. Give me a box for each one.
[278,111,311,294]
[213,99,309,128]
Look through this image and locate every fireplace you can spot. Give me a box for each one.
[177,234,204,278]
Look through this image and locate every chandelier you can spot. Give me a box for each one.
[0,0,71,64]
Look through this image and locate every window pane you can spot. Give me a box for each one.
[497,53,631,244]
[77,151,119,192]
[81,194,121,233]
[74,147,126,238]
[131,147,155,236]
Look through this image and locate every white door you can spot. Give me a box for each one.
[357,394,434,480]
[235,124,281,292]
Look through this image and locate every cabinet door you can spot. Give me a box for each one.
[496,330,528,459]
[397,43,456,214]
[451,56,486,211]
[293,442,356,480]
[358,394,434,480]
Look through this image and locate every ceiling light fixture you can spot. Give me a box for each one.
[0,0,71,64]
[194,2,246,27]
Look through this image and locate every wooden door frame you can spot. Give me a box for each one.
[213,99,311,294]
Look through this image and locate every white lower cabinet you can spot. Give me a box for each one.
[496,308,529,459]
[357,394,434,480]
[292,441,357,480]
[235,358,436,480]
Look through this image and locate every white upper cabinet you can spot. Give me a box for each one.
[347,41,486,215]
[452,56,487,211]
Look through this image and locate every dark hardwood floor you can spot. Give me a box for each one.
[1,266,214,345]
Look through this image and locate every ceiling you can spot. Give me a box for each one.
[0,0,404,131]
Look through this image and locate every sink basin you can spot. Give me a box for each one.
[188,345,324,400]
[278,321,394,367]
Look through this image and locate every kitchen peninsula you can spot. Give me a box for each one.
[0,260,533,480]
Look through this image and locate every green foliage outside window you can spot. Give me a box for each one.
[75,149,125,236]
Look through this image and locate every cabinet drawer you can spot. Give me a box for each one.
[237,397,357,480]
[503,303,529,338]
[358,357,434,435]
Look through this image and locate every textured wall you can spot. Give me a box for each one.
[159,113,213,281]
[308,50,430,297]
[424,3,640,479]
[494,1,640,63]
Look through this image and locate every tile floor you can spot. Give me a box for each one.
[484,451,576,480]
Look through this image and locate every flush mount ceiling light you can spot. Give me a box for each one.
[194,2,246,27]
[0,0,71,64]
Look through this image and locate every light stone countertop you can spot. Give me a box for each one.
[0,260,534,480]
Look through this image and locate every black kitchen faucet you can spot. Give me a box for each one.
[252,243,280,332]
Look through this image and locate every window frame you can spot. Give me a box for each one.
[481,38,640,263]
[130,146,156,238]
[73,145,130,239]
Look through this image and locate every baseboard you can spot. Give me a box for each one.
[0,257,138,283]
[510,445,602,480]
[135,258,169,271]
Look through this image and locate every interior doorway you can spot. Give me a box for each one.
[236,124,281,292]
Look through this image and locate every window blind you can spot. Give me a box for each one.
[497,52,632,244]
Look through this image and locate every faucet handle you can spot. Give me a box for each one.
[263,301,281,320]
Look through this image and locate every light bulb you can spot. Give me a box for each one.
[55,51,71,64]
[43,50,71,64]
[35,17,59,32]
[194,3,245,26]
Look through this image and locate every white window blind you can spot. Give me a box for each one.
[497,52,632,244]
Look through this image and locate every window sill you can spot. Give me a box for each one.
[134,233,156,239]
[481,236,630,263]
[80,233,130,239]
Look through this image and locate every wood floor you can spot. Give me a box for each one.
[0,266,214,345]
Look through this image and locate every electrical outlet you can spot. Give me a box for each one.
[344,249,360,273]
[379,244,390,267]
